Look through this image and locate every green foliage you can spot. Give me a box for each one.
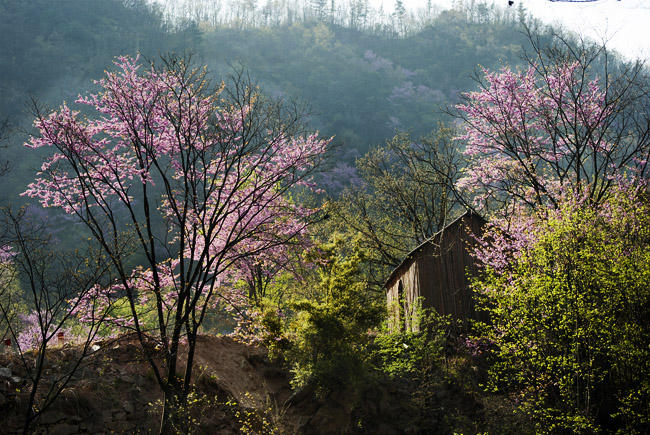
[374,306,450,380]
[0,263,27,341]
[250,300,293,361]
[475,189,650,433]
[104,296,159,336]
[225,392,288,435]
[284,236,384,395]
[150,389,221,435]
[373,308,451,430]
[323,127,462,285]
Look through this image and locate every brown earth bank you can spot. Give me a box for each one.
[0,335,526,434]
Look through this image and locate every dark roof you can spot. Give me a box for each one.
[383,210,486,289]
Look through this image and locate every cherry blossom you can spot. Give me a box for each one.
[22,54,329,431]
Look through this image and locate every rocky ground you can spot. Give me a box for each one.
[0,334,527,434]
[0,335,407,434]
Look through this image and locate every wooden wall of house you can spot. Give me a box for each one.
[385,213,487,333]
[418,213,486,331]
[386,258,421,332]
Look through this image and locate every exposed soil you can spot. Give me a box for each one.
[0,335,379,434]
[0,334,527,434]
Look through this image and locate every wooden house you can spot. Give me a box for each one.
[384,211,487,333]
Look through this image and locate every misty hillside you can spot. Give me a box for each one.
[0,0,546,261]
[0,0,538,202]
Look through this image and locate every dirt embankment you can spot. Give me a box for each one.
[0,335,400,434]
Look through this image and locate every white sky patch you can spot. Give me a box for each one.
[375,0,650,61]
[522,0,650,60]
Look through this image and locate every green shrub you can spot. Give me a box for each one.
[475,189,650,433]
[284,237,383,395]
[373,306,450,380]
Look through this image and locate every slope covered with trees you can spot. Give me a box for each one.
[0,0,200,115]
[0,0,532,202]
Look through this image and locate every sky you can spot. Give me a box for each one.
[389,0,650,61]
[522,0,650,60]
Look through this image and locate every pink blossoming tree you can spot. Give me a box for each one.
[456,32,650,218]
[23,54,329,433]
[459,34,650,432]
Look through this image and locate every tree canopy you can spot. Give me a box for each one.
[22,54,329,433]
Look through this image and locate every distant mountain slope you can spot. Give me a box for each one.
[200,13,531,154]
[0,0,597,222]
[0,0,199,117]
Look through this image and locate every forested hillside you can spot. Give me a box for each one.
[0,0,533,201]
[199,13,528,153]
[0,0,540,264]
[0,0,201,202]
[0,0,200,114]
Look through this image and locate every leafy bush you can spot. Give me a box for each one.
[474,186,650,433]
[371,307,454,430]
[284,237,384,395]
[374,305,450,380]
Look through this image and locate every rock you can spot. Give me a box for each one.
[120,374,135,384]
[297,415,311,429]
[85,422,108,433]
[134,374,145,387]
[112,421,133,432]
[329,389,356,415]
[377,423,399,435]
[122,401,134,413]
[0,367,11,378]
[100,410,113,424]
[246,353,267,366]
[0,392,5,406]
[378,391,391,415]
[309,403,351,434]
[48,423,79,435]
[285,384,316,406]
[128,409,146,421]
[39,410,68,425]
[13,366,27,377]
[404,425,420,434]
[364,400,378,415]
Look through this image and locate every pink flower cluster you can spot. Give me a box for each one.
[456,62,621,214]
[16,310,73,352]
[22,55,330,340]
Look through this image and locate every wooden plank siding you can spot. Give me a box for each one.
[385,211,487,333]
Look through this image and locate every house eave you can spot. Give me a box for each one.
[383,210,486,290]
